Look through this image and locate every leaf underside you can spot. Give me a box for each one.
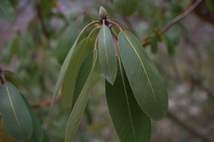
[118,31,168,120]
[98,25,117,85]
[65,50,98,142]
[62,37,92,107]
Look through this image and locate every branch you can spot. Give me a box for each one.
[35,4,50,49]
[167,111,210,142]
[159,0,202,35]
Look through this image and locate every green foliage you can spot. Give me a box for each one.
[106,59,151,142]
[118,31,168,120]
[98,25,117,85]
[0,0,15,21]
[65,51,97,142]
[0,82,33,141]
[113,0,138,17]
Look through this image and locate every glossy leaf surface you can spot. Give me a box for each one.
[113,0,138,17]
[98,25,117,85]
[0,82,33,141]
[106,59,151,142]
[62,37,92,106]
[118,31,168,120]
[0,0,15,21]
[65,50,97,142]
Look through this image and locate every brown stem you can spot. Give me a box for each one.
[35,4,50,49]
[167,111,210,142]
[159,0,202,35]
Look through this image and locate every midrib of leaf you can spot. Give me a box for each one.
[5,84,25,138]
[118,57,136,141]
[103,27,113,80]
[123,32,157,103]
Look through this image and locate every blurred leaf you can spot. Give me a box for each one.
[205,0,214,11]
[151,34,158,54]
[55,23,79,64]
[118,31,168,120]
[106,58,151,142]
[98,25,117,85]
[62,38,92,106]
[1,118,14,142]
[0,82,33,141]
[178,23,189,36]
[0,0,15,21]
[21,95,43,142]
[165,35,176,57]
[113,0,138,17]
[65,50,98,142]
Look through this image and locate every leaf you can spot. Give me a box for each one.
[206,0,214,11]
[118,31,168,120]
[106,58,151,142]
[21,95,43,142]
[0,0,15,21]
[65,50,97,142]
[98,25,117,85]
[0,82,33,141]
[113,0,138,17]
[164,35,175,57]
[151,34,158,54]
[55,23,79,64]
[62,37,92,106]
[50,34,81,115]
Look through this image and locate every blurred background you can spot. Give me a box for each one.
[0,0,214,141]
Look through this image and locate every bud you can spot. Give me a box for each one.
[99,6,107,19]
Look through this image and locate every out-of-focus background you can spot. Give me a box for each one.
[0,0,214,141]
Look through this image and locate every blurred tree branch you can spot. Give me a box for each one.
[167,112,210,142]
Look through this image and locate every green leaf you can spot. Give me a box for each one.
[55,23,79,64]
[98,25,117,85]
[0,0,15,21]
[164,35,175,57]
[206,0,214,11]
[62,37,92,106]
[151,34,158,54]
[21,95,43,142]
[118,31,168,120]
[0,82,33,141]
[106,58,151,142]
[113,0,138,17]
[50,34,81,115]
[65,50,98,142]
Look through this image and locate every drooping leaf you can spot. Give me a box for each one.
[118,31,168,120]
[55,23,79,64]
[21,95,43,142]
[151,34,158,54]
[164,35,175,57]
[113,0,138,17]
[4,70,44,109]
[0,0,15,21]
[98,25,117,85]
[50,34,81,115]
[0,82,33,141]
[65,50,97,142]
[62,37,92,106]
[106,58,151,142]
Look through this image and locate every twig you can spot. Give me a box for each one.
[35,4,50,49]
[167,111,210,142]
[159,0,202,35]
